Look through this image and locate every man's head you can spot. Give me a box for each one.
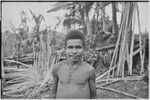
[64,30,85,48]
[64,30,85,63]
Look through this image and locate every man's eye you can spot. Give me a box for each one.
[76,46,82,49]
[67,46,73,49]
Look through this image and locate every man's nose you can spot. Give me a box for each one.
[72,48,77,53]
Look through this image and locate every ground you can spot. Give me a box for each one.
[2,65,149,99]
[97,80,149,99]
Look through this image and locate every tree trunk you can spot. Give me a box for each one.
[149,32,150,72]
[1,45,5,77]
[84,9,92,37]
[102,7,106,31]
[112,2,118,36]
[85,18,92,37]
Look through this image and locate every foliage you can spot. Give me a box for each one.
[84,30,114,74]
[48,2,95,36]
[3,66,42,98]
[48,2,116,75]
[2,31,17,58]
[2,10,56,99]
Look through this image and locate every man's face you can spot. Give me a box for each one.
[66,39,84,63]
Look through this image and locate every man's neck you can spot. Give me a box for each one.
[68,59,82,67]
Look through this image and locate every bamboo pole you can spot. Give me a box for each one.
[96,75,141,83]
[121,49,125,78]
[102,6,106,31]
[106,2,128,81]
[128,6,136,75]
[27,56,56,98]
[126,3,136,76]
[4,60,31,68]
[48,40,53,69]
[128,7,136,75]
[1,45,5,77]
[3,67,28,72]
[106,4,126,81]
[136,4,144,75]
[133,47,144,56]
[33,39,36,68]
[97,79,120,87]
[126,40,130,74]
[39,38,43,77]
[40,36,43,70]
[119,3,135,77]
[129,32,135,75]
[112,2,118,35]
[140,30,146,74]
[95,44,116,51]
[97,87,143,99]
[116,6,128,76]
[46,32,50,69]
[96,64,118,81]
[116,3,129,76]
[95,43,143,55]
[148,30,150,71]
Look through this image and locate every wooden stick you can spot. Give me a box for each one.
[96,75,141,83]
[119,3,135,77]
[133,47,144,56]
[116,3,129,76]
[4,60,31,68]
[95,44,116,51]
[3,68,28,72]
[122,49,125,78]
[1,42,5,77]
[27,56,56,98]
[128,6,136,75]
[95,40,144,55]
[129,32,135,75]
[148,30,150,71]
[136,4,144,75]
[96,65,118,81]
[97,87,143,99]
[126,41,130,75]
[106,6,125,81]
[97,79,120,87]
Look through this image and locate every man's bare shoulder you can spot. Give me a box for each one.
[82,61,95,78]
[53,60,67,70]
[82,61,94,71]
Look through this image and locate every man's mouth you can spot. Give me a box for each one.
[70,55,80,59]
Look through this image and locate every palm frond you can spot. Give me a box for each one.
[30,10,36,20]
[4,81,28,91]
[63,17,85,27]
[3,67,42,98]
[47,2,73,13]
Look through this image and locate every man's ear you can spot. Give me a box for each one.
[63,47,67,54]
[82,49,86,55]
[64,46,66,50]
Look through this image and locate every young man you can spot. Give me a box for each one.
[51,30,97,99]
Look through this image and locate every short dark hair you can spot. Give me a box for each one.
[64,30,85,47]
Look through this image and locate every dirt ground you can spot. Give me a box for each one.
[97,80,149,99]
[2,65,149,99]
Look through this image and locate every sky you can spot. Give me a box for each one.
[2,2,66,32]
[2,2,150,33]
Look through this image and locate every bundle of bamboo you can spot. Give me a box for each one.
[2,29,57,99]
[96,2,146,83]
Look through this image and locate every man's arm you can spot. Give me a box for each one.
[51,64,59,98]
[89,68,97,99]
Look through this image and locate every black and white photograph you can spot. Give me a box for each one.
[1,1,149,99]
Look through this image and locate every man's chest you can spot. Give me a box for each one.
[58,66,89,85]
